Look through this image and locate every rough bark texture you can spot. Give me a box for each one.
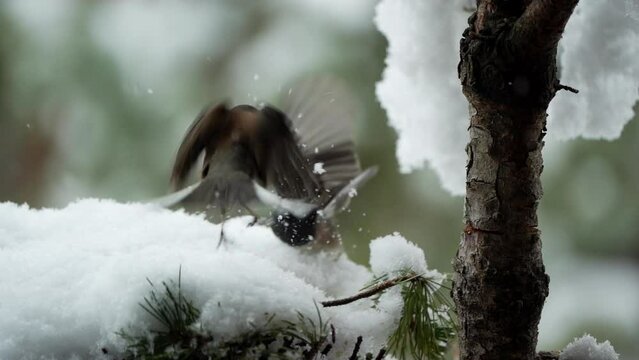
[452,1,579,359]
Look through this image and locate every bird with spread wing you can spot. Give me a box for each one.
[164,76,377,247]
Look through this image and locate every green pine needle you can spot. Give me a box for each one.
[116,272,333,360]
[116,267,205,359]
[115,268,455,360]
[281,301,331,356]
[386,271,457,360]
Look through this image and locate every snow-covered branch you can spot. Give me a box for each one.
[0,200,447,359]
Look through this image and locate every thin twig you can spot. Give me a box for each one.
[321,344,333,356]
[349,336,363,360]
[536,350,560,360]
[330,324,336,343]
[321,274,417,307]
[375,348,387,360]
[556,83,579,94]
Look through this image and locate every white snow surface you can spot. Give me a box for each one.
[369,235,445,299]
[374,0,469,195]
[548,0,639,141]
[375,0,639,195]
[559,334,619,360]
[370,234,427,275]
[0,200,431,359]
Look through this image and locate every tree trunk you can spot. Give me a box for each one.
[452,1,579,359]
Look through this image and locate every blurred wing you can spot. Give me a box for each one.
[173,172,257,213]
[282,75,362,191]
[310,142,360,191]
[321,166,378,218]
[171,103,228,189]
[150,182,201,208]
[258,105,322,200]
[253,182,316,218]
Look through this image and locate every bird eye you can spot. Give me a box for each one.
[202,164,210,178]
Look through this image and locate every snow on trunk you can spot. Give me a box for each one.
[548,0,639,140]
[374,0,469,195]
[375,0,639,195]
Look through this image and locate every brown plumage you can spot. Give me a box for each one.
[170,103,323,216]
[169,76,369,247]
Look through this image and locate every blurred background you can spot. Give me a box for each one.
[0,0,637,357]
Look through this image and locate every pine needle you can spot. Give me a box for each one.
[387,271,456,360]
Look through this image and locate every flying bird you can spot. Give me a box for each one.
[170,103,322,216]
[168,76,371,247]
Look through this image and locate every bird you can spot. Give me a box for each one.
[254,166,378,247]
[168,76,371,247]
[170,103,322,217]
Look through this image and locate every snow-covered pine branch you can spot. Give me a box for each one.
[0,200,449,359]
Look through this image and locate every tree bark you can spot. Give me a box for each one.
[452,1,579,359]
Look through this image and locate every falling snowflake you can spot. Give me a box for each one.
[313,162,326,175]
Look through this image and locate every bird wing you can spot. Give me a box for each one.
[282,75,362,192]
[177,171,257,212]
[252,182,317,218]
[257,105,322,200]
[170,103,228,189]
[321,166,378,219]
[150,181,202,208]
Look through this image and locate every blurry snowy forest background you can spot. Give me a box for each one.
[0,0,637,357]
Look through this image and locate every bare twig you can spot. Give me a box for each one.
[330,324,336,343]
[349,336,363,360]
[321,344,333,356]
[375,348,387,360]
[556,83,579,94]
[320,274,417,307]
[536,350,560,360]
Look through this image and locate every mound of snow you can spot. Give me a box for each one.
[0,199,433,359]
[560,334,619,360]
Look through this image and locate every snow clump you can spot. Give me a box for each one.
[0,199,434,359]
[560,334,619,360]
[375,0,639,195]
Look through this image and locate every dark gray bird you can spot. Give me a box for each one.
[168,76,370,247]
